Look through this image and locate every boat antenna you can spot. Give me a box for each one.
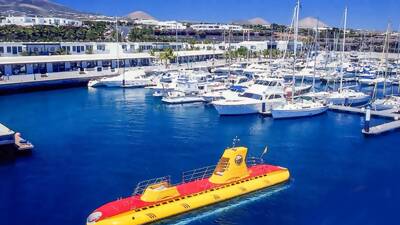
[232,136,240,147]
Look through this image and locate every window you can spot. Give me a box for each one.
[52,62,66,72]
[102,60,111,68]
[97,45,105,51]
[0,65,5,75]
[12,47,18,54]
[33,63,46,74]
[18,46,22,52]
[86,61,97,68]
[12,64,27,75]
[240,92,262,100]
[69,62,79,71]
[72,46,77,52]
[268,94,283,100]
[0,47,3,53]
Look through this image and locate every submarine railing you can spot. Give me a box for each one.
[132,157,263,196]
[133,175,172,195]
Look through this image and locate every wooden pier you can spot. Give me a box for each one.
[328,105,400,135]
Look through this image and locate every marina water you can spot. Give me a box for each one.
[1,87,399,225]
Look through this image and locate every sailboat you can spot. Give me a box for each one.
[325,7,370,106]
[88,17,154,88]
[271,0,327,119]
[371,23,400,110]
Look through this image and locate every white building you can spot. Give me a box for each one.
[237,41,270,51]
[0,46,223,76]
[0,43,25,56]
[157,21,186,31]
[0,16,82,27]
[133,19,159,26]
[133,19,186,31]
[123,42,189,53]
[276,40,303,52]
[191,24,244,32]
[0,41,194,58]
[195,41,273,52]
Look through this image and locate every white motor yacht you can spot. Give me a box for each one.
[161,75,204,104]
[212,78,287,115]
[88,69,154,88]
[211,63,244,75]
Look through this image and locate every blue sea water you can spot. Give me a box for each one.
[0,87,399,225]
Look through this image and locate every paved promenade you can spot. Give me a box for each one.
[0,58,263,87]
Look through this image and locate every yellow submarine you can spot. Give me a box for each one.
[87,144,290,225]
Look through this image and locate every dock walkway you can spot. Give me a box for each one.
[328,105,400,119]
[328,105,400,135]
[362,120,400,135]
[0,123,33,151]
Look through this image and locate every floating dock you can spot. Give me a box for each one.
[0,123,33,152]
[362,120,400,135]
[328,105,400,135]
[328,105,400,119]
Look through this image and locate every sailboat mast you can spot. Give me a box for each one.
[115,17,124,86]
[339,6,347,92]
[397,24,400,94]
[291,0,300,102]
[312,21,319,93]
[383,22,391,97]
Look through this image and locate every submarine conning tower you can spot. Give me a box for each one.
[209,146,250,184]
[138,146,251,202]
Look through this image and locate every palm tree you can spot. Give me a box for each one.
[159,48,176,68]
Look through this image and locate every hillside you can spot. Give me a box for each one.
[126,11,156,20]
[0,0,95,18]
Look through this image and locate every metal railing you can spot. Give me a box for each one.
[133,175,171,196]
[181,165,216,183]
[132,157,266,196]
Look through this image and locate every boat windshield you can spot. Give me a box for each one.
[238,78,249,83]
[240,92,262,100]
[268,94,283,100]
[255,80,281,87]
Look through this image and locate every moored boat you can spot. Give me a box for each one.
[212,78,286,115]
[271,100,328,119]
[326,89,370,106]
[88,69,154,88]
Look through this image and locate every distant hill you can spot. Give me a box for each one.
[126,11,156,20]
[298,17,328,29]
[233,17,271,26]
[0,0,96,18]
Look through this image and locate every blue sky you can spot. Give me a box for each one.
[55,0,400,30]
